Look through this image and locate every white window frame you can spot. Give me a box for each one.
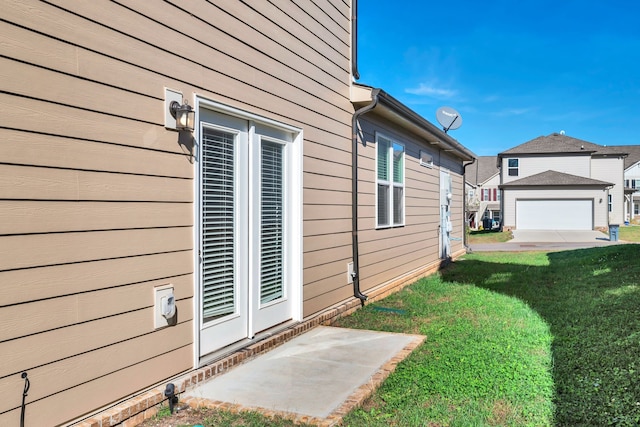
[483,188,490,201]
[375,133,405,228]
[419,150,434,168]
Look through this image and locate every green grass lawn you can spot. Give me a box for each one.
[468,229,513,244]
[444,246,640,426]
[149,245,640,427]
[619,225,640,242]
[336,270,554,427]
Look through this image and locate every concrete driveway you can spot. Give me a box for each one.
[511,229,610,243]
[469,229,619,252]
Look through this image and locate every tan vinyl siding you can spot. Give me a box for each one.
[2,0,353,424]
[354,115,464,292]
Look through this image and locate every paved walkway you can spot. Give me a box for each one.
[469,229,624,252]
[184,326,424,426]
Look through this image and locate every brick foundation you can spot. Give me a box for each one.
[73,254,461,427]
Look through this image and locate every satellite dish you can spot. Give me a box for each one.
[436,106,463,133]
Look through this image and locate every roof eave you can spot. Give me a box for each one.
[351,85,476,162]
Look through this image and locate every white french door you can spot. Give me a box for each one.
[197,106,301,358]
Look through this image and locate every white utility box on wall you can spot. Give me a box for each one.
[154,284,176,329]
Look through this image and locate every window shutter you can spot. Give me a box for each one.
[481,189,484,201]
[201,127,236,321]
[260,140,285,304]
[493,189,497,201]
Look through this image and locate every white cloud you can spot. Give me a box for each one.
[405,83,458,100]
[491,107,535,117]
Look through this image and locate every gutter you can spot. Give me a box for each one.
[375,90,475,161]
[351,89,380,305]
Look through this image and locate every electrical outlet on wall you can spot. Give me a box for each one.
[347,262,354,284]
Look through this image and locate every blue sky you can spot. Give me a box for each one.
[357,1,640,156]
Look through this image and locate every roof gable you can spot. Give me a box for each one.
[465,156,498,185]
[499,133,627,157]
[608,145,640,169]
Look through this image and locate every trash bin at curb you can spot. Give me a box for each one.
[609,224,619,242]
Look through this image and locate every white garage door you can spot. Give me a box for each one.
[516,199,593,230]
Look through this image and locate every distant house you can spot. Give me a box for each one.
[498,133,627,230]
[0,1,475,426]
[465,156,500,229]
[609,145,640,222]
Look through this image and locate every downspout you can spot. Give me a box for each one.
[351,90,379,305]
[462,158,476,249]
[351,0,360,80]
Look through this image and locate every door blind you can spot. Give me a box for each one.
[201,127,236,321]
[260,140,284,304]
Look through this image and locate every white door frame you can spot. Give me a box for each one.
[192,97,303,366]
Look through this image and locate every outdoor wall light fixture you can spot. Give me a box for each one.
[169,100,195,132]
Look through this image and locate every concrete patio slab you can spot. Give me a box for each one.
[184,326,424,426]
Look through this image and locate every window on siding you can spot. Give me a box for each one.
[376,135,404,227]
[608,195,613,212]
[483,188,489,201]
[419,150,433,167]
[626,179,640,189]
[508,158,519,176]
[497,190,501,202]
[635,203,639,215]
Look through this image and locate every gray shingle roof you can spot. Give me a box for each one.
[608,145,640,169]
[465,156,498,185]
[500,170,613,187]
[499,133,628,156]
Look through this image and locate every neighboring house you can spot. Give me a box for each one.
[498,133,627,231]
[0,1,475,426]
[465,156,500,229]
[609,145,640,222]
